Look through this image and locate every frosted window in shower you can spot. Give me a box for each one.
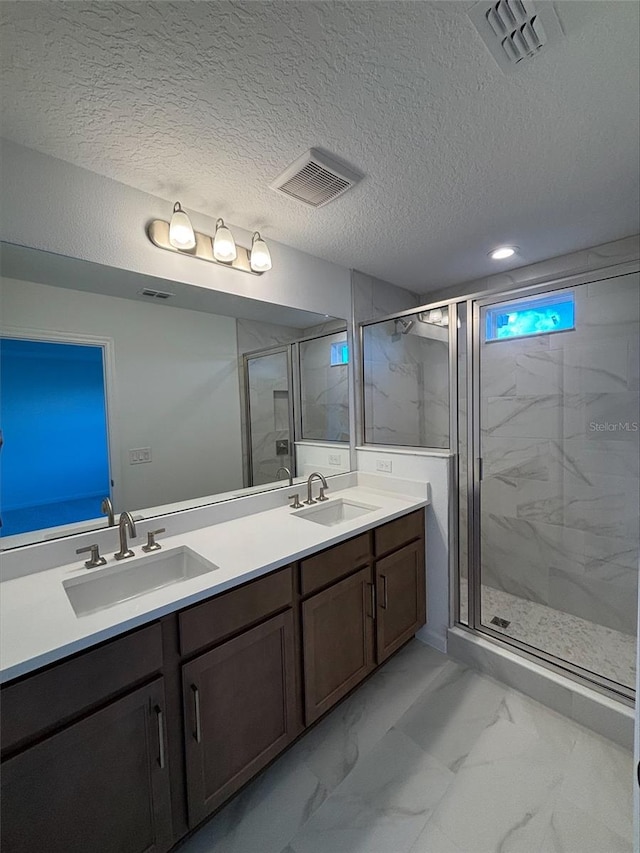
[485,291,575,342]
[362,308,450,448]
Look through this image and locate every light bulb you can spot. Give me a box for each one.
[168,202,196,250]
[250,232,272,272]
[430,308,443,324]
[490,246,517,260]
[213,219,237,263]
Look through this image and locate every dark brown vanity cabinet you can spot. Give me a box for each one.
[1,677,173,853]
[300,510,426,725]
[0,508,426,851]
[375,540,426,663]
[181,610,298,825]
[302,566,376,724]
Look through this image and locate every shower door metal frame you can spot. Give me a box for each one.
[350,258,638,703]
[466,268,639,703]
[242,344,296,488]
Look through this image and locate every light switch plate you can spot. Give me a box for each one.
[328,454,342,466]
[129,447,152,464]
[376,459,392,473]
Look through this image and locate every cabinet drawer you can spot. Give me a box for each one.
[1,623,163,756]
[179,566,293,657]
[374,509,424,557]
[300,533,370,596]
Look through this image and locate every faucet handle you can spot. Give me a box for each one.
[76,544,107,569]
[317,486,329,502]
[142,528,166,553]
[288,494,303,509]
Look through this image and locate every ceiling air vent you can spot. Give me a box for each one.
[270,149,363,208]
[139,288,175,300]
[468,0,564,73]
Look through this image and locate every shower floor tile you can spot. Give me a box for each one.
[476,585,636,689]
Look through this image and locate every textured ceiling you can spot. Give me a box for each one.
[1,1,639,292]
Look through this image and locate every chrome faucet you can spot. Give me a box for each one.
[101,496,115,527]
[114,511,137,560]
[276,466,293,487]
[305,472,329,505]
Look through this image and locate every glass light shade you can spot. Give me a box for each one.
[430,308,443,324]
[169,202,196,250]
[213,219,237,263]
[250,232,272,272]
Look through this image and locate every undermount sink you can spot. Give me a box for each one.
[63,546,219,617]
[293,498,380,527]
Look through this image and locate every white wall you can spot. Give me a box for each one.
[356,447,452,653]
[295,441,350,479]
[1,276,244,514]
[0,140,352,320]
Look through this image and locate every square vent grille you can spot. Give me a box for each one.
[270,149,363,208]
[468,1,564,73]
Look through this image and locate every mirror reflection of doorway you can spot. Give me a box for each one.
[0,336,111,537]
[243,347,294,487]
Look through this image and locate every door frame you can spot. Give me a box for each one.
[467,271,639,702]
[242,344,296,487]
[0,325,122,518]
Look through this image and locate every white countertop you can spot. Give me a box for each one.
[0,484,428,684]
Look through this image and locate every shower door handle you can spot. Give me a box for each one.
[477,458,483,481]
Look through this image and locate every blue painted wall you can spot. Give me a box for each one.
[0,338,110,535]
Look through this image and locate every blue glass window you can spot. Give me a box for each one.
[484,292,575,342]
[330,341,349,365]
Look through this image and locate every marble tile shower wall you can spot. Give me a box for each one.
[480,274,640,636]
[247,353,291,486]
[363,323,450,448]
[300,333,350,442]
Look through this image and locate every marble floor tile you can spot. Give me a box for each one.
[287,728,454,853]
[558,729,635,841]
[408,819,465,852]
[178,747,328,853]
[539,796,633,853]
[428,717,565,853]
[180,640,635,853]
[296,641,451,791]
[396,663,507,771]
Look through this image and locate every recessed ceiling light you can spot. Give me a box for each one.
[490,246,517,260]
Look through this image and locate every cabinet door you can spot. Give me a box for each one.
[302,565,375,725]
[0,678,173,853]
[182,610,298,826]
[376,540,426,664]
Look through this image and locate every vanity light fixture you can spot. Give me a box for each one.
[250,232,272,272]
[147,203,272,276]
[490,246,517,260]
[168,202,196,250]
[212,218,237,263]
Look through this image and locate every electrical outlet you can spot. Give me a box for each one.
[376,459,392,473]
[328,453,342,466]
[129,447,152,464]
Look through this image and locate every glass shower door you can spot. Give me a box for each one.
[244,347,294,487]
[474,274,639,692]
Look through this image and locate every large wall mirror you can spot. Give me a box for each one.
[0,242,351,549]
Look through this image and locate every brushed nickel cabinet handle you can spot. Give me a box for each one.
[155,705,166,769]
[380,574,388,609]
[192,685,202,743]
[366,582,376,619]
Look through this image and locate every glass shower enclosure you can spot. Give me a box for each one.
[467,271,639,696]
